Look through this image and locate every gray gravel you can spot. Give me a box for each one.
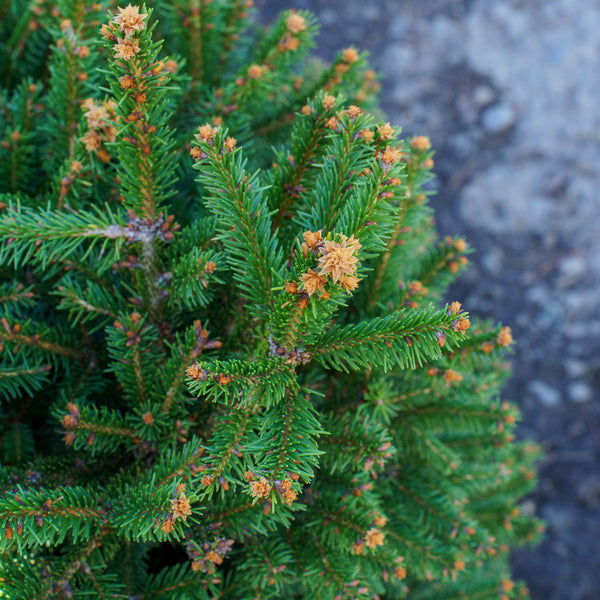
[257,1,600,597]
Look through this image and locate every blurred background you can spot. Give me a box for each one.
[257,1,600,598]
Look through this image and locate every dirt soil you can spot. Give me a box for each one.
[256,1,600,598]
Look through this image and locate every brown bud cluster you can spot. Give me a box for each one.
[188,537,234,574]
[62,402,81,445]
[267,334,311,365]
[80,98,118,161]
[170,489,192,522]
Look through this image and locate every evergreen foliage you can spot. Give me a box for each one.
[0,2,542,599]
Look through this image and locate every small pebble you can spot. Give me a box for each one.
[481,102,517,134]
[564,360,587,378]
[567,381,593,404]
[481,247,504,274]
[473,84,496,107]
[557,255,587,289]
[528,380,561,407]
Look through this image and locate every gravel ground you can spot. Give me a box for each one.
[257,1,600,598]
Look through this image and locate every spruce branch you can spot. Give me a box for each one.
[208,493,296,539]
[0,485,108,553]
[269,229,364,351]
[362,143,435,312]
[268,111,326,231]
[397,399,508,434]
[334,161,403,260]
[395,235,472,308]
[267,96,332,233]
[383,524,451,581]
[0,315,81,363]
[141,561,216,599]
[168,245,224,311]
[110,481,200,543]
[107,312,165,407]
[186,357,296,408]
[397,420,461,474]
[243,387,323,486]
[55,278,125,332]
[191,127,284,317]
[299,533,367,599]
[101,4,179,220]
[320,412,394,475]
[55,401,140,455]
[210,0,254,85]
[391,470,468,543]
[237,538,295,596]
[2,4,45,84]
[175,0,214,84]
[160,321,222,413]
[44,10,101,179]
[312,305,470,372]
[0,281,35,307]
[0,200,127,269]
[197,409,257,500]
[2,421,35,465]
[36,530,119,600]
[0,359,51,400]
[294,107,374,235]
[0,80,44,196]
[151,438,205,490]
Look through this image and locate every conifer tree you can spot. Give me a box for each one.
[0,2,542,599]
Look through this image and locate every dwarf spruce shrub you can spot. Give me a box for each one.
[0,2,543,599]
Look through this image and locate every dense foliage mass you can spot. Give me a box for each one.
[0,1,542,599]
